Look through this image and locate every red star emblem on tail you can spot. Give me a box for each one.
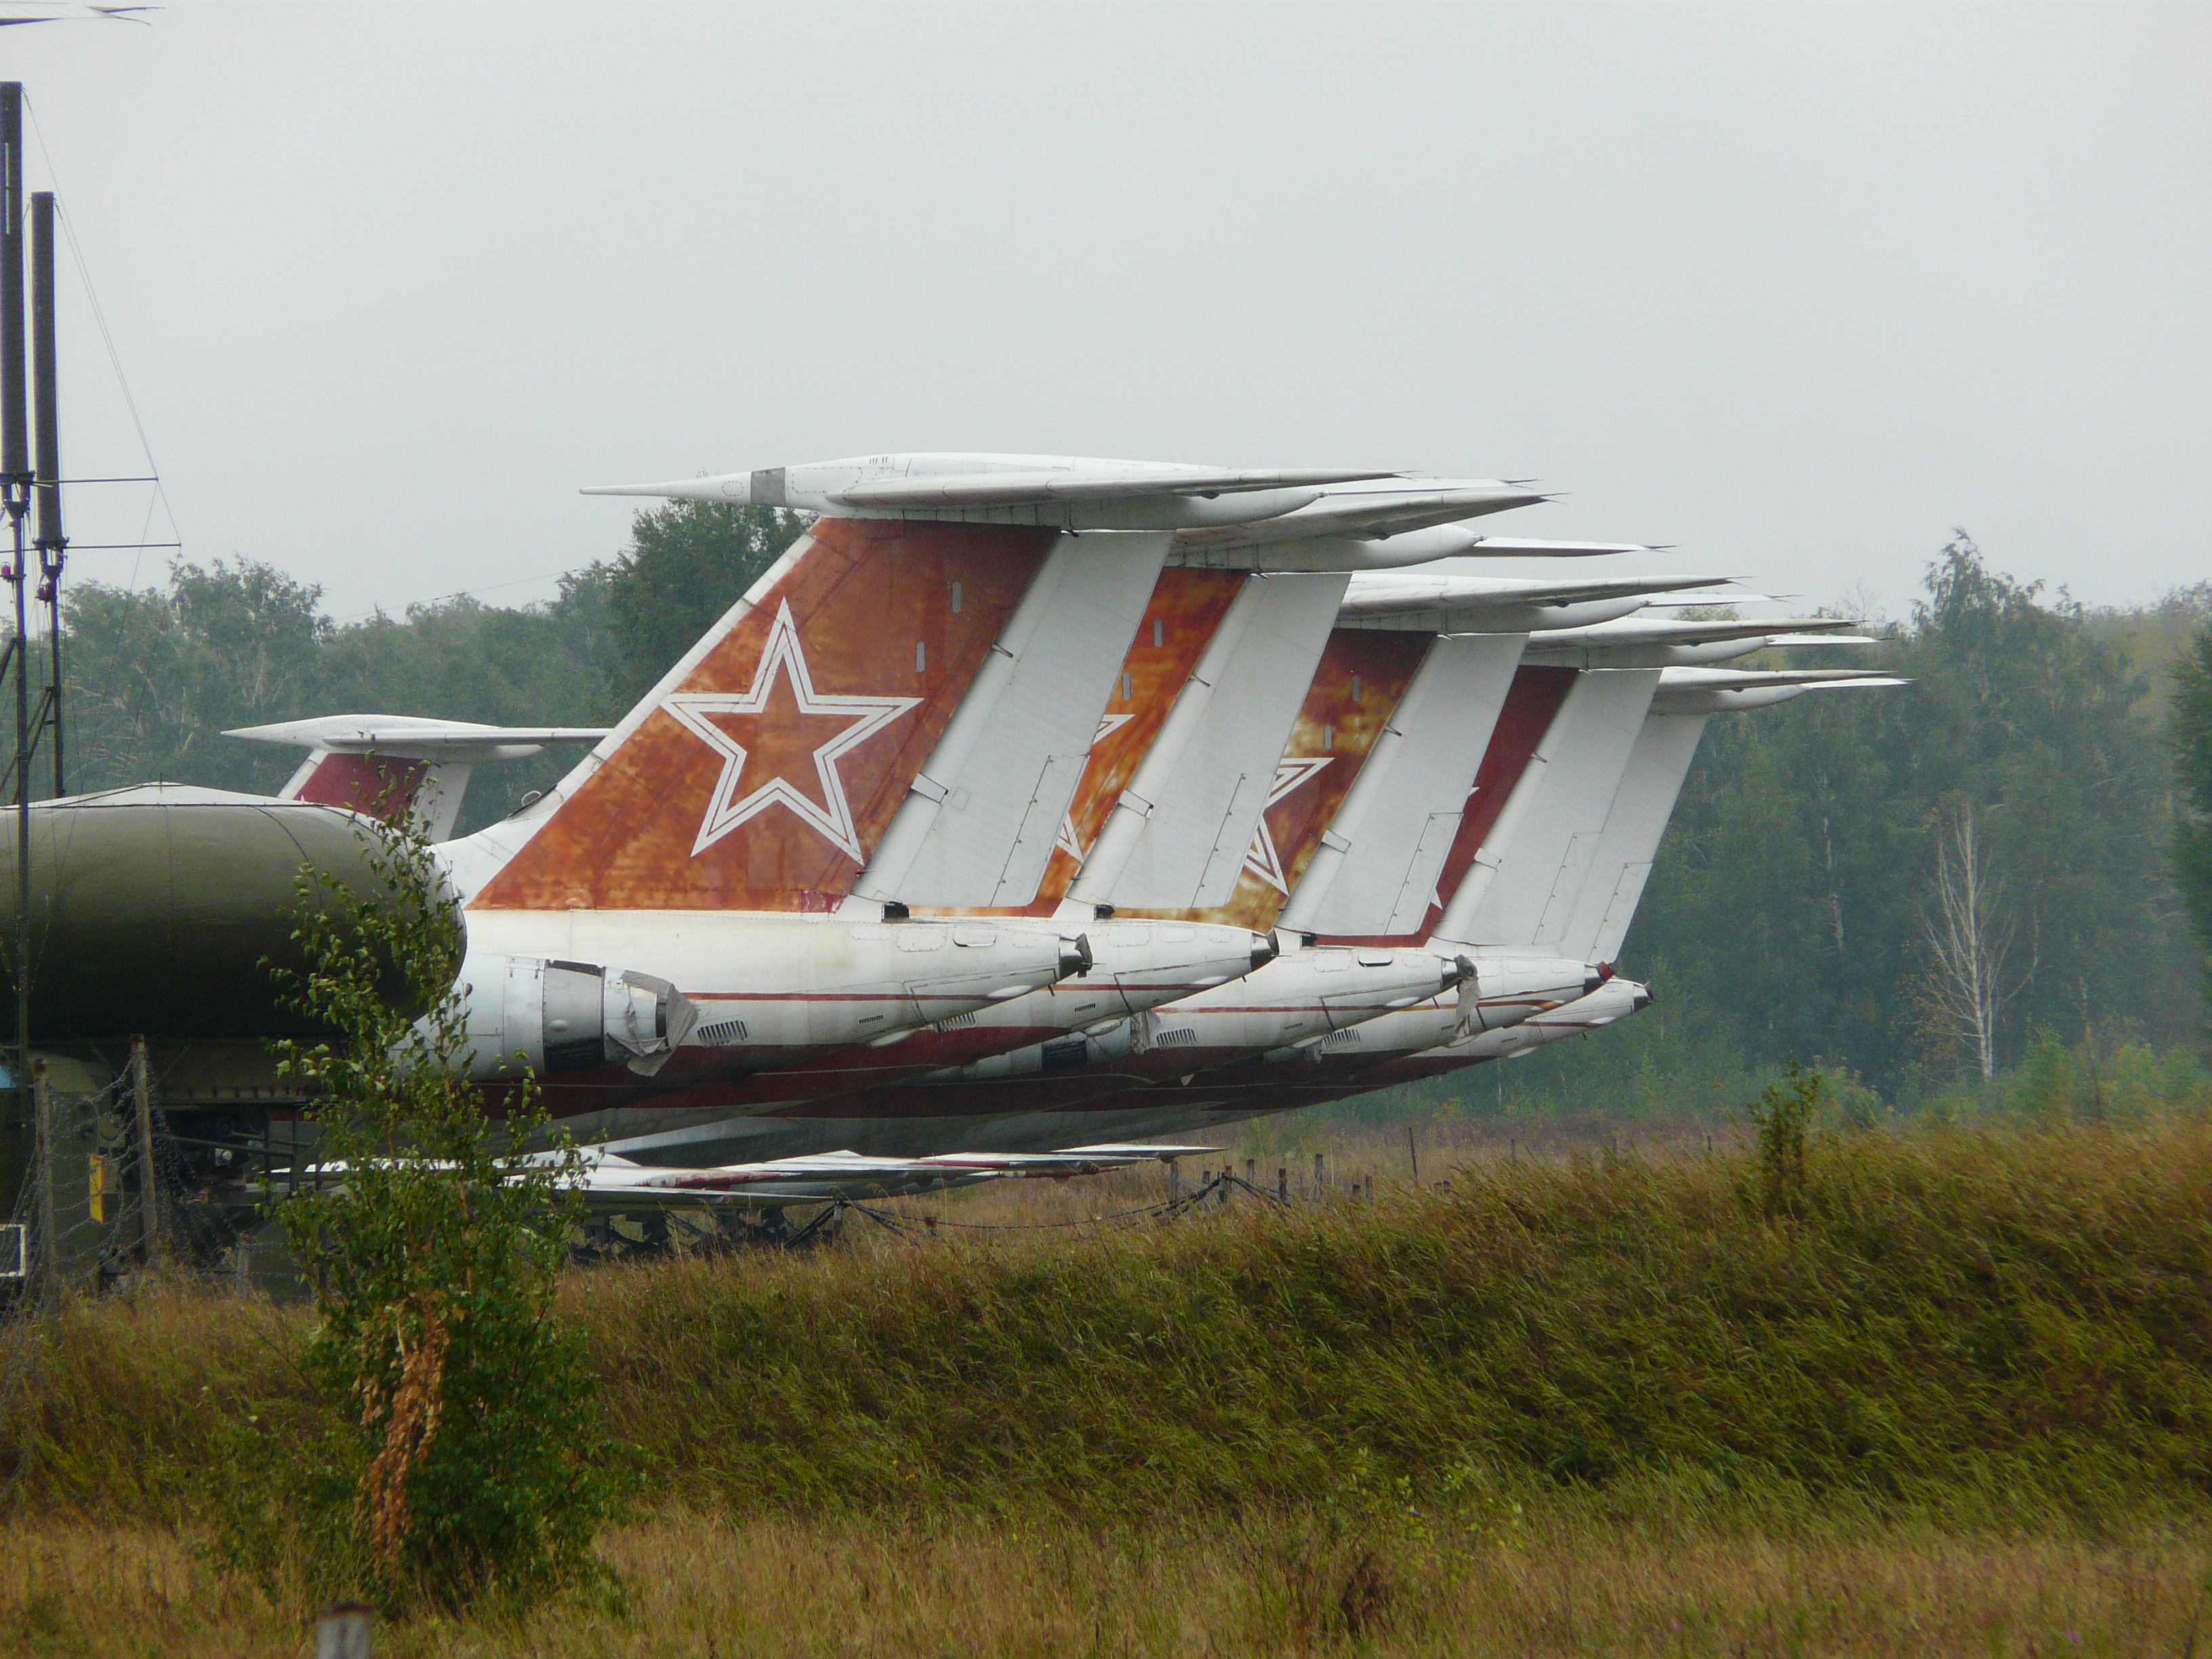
[664,600,921,861]
[1242,756,1335,893]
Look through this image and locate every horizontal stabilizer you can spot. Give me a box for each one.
[1341,570,1734,617]
[1651,668,1908,716]
[227,716,609,762]
[1527,616,1858,651]
[583,454,1399,523]
[1339,571,1736,632]
[0,3,155,22]
[1656,668,1906,691]
[834,468,1393,508]
[1524,617,1881,670]
[1173,481,1551,551]
[1454,537,1658,558]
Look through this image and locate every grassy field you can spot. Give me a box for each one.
[2,1511,2207,1656]
[0,1112,2207,1654]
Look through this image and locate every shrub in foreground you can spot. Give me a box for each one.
[210,814,617,1616]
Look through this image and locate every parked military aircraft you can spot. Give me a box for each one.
[1056,663,1906,1143]
[0,459,1586,1145]
[2,447,1903,1221]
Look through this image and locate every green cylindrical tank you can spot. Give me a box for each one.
[0,787,459,1041]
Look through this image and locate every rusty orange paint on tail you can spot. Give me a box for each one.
[472,518,1053,913]
[1029,567,1246,905]
[1119,628,1429,930]
[291,754,431,823]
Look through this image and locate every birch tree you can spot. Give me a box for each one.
[1920,797,2032,1080]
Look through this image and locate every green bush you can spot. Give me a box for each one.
[209,815,617,1616]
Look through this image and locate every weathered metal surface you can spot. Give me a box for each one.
[853,529,1174,909]
[1287,632,1528,940]
[467,517,1052,914]
[1399,666,1580,946]
[1115,627,1428,930]
[1078,571,1352,911]
[1031,567,1246,907]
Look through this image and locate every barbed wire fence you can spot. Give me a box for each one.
[0,1051,270,1507]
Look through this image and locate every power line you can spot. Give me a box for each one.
[19,95,184,590]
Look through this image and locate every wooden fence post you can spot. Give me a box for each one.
[131,1035,161,1270]
[30,1061,54,1305]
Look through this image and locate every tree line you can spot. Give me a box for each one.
[1411,535,2212,1121]
[50,501,805,831]
[25,512,2212,1108]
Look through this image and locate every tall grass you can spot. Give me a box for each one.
[2,1116,2205,1540]
[1,1511,2206,1657]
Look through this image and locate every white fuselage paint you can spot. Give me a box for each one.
[943,942,1458,1082]
[877,920,1271,1045]
[458,908,1074,1073]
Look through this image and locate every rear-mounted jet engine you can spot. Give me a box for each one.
[450,956,702,1080]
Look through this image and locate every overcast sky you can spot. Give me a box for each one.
[7,1,2208,623]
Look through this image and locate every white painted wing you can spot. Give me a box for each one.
[562,1144,1217,1210]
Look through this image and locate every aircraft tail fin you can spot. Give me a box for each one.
[1429,668,1658,951]
[1336,663,1580,947]
[226,716,609,841]
[1277,631,1528,939]
[1559,711,1709,966]
[461,517,1069,912]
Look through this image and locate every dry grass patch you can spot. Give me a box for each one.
[0,1511,2205,1656]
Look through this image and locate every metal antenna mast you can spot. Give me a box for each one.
[28,191,62,799]
[1,85,31,1128]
